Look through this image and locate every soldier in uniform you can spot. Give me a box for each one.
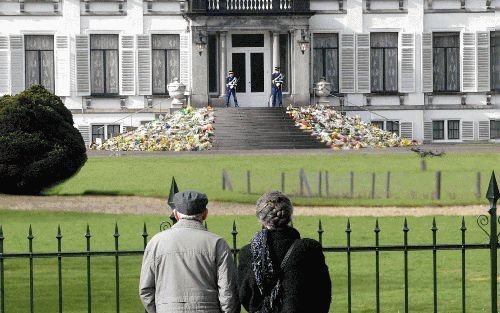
[271,66,284,108]
[225,70,239,108]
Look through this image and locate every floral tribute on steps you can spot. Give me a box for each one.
[92,106,215,151]
[286,105,417,150]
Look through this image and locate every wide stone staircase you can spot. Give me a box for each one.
[213,108,327,150]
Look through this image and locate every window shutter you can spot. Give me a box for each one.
[340,33,355,93]
[119,35,135,96]
[461,121,474,140]
[421,33,433,92]
[0,36,9,95]
[400,122,413,140]
[356,33,370,93]
[136,35,152,96]
[55,36,71,96]
[461,32,476,92]
[476,31,490,92]
[424,121,433,141]
[179,32,190,89]
[75,35,90,95]
[478,121,490,140]
[399,33,415,93]
[9,35,24,95]
[78,125,90,147]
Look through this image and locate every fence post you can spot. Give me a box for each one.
[231,221,238,268]
[350,171,354,198]
[317,220,324,246]
[386,171,391,199]
[299,169,312,197]
[114,223,120,313]
[0,225,4,313]
[281,172,285,193]
[485,172,498,313]
[28,225,34,313]
[318,171,323,197]
[222,170,233,192]
[246,170,251,194]
[371,173,376,199]
[476,172,481,198]
[325,171,330,197]
[434,171,441,200]
[85,224,92,313]
[56,226,63,313]
[299,169,304,196]
[222,170,226,191]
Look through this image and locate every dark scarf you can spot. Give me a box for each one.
[250,229,282,313]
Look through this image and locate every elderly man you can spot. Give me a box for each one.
[140,190,240,313]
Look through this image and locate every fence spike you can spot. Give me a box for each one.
[486,171,499,203]
[346,219,352,233]
[0,225,3,239]
[403,218,409,232]
[142,223,148,237]
[431,217,438,232]
[374,219,380,233]
[56,225,62,239]
[85,224,91,238]
[28,225,34,240]
[460,217,467,231]
[318,220,324,233]
[232,220,238,235]
[114,223,120,238]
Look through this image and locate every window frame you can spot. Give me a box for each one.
[491,31,499,92]
[312,33,339,94]
[151,34,181,96]
[24,35,55,93]
[370,120,385,130]
[432,32,460,93]
[432,120,445,140]
[490,120,500,139]
[447,120,460,140]
[370,32,399,94]
[91,124,105,144]
[90,34,119,97]
[386,120,400,136]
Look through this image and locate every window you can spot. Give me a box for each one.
[152,35,180,95]
[492,31,500,92]
[25,35,54,93]
[279,34,289,93]
[231,34,264,48]
[208,34,218,93]
[433,120,445,140]
[491,120,500,139]
[433,33,460,92]
[386,121,400,136]
[313,33,339,93]
[90,34,119,95]
[371,121,384,130]
[447,120,460,139]
[92,125,105,143]
[370,33,398,93]
[107,124,121,139]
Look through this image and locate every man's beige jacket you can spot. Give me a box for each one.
[139,219,240,313]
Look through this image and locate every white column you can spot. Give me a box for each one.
[272,32,280,70]
[219,32,227,97]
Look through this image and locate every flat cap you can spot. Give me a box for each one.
[173,190,208,216]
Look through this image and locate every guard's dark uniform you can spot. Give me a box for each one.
[271,67,283,108]
[226,71,239,108]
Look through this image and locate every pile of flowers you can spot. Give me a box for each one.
[286,105,417,150]
[93,106,215,151]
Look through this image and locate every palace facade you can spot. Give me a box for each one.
[0,0,498,145]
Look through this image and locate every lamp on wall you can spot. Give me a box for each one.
[195,31,207,56]
[297,29,310,55]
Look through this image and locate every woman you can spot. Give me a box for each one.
[237,191,331,313]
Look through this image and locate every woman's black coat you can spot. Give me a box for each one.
[237,227,331,313]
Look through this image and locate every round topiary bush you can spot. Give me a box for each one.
[0,85,87,194]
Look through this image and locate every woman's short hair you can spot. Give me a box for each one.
[256,191,293,228]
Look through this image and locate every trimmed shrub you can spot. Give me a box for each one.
[0,85,87,194]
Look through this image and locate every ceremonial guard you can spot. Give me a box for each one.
[225,70,239,108]
[271,67,284,108]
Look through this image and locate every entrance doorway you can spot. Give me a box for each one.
[228,33,271,107]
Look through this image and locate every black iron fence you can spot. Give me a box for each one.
[0,173,499,313]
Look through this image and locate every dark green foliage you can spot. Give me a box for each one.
[0,85,87,194]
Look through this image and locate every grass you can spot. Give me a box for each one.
[0,210,497,313]
[47,152,500,206]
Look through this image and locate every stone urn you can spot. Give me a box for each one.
[167,78,186,108]
[315,78,332,98]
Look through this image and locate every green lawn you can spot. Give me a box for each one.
[0,210,497,313]
[48,152,500,206]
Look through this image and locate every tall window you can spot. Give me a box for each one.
[491,120,500,139]
[107,124,120,139]
[279,34,290,93]
[433,121,445,140]
[152,34,180,95]
[386,121,400,136]
[25,35,54,93]
[370,33,398,93]
[492,31,500,92]
[447,120,460,139]
[92,125,105,143]
[90,34,119,95]
[313,33,339,93]
[208,34,218,93]
[433,33,460,92]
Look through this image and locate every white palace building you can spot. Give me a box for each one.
[0,0,498,145]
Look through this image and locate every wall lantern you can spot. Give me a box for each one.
[195,32,207,56]
[297,29,310,54]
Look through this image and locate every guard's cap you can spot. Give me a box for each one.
[228,70,234,74]
[173,190,208,216]
[274,66,280,70]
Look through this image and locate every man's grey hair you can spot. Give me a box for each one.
[174,209,206,222]
[256,191,293,228]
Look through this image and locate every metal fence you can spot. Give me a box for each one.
[0,173,499,313]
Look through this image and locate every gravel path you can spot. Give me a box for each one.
[0,195,487,217]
